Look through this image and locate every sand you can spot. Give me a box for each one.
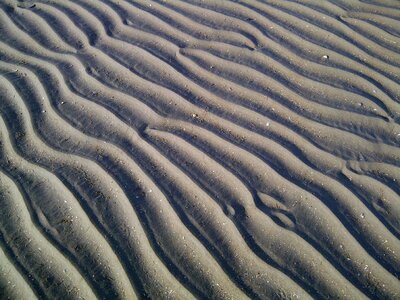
[0,0,399,299]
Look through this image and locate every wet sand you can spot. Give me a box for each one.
[0,0,399,299]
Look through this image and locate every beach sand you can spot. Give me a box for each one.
[0,0,399,299]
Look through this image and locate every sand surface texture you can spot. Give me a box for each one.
[0,0,399,299]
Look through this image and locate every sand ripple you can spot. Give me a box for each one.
[0,0,399,299]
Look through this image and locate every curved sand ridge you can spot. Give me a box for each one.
[0,0,399,299]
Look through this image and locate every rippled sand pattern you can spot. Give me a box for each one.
[0,0,399,299]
